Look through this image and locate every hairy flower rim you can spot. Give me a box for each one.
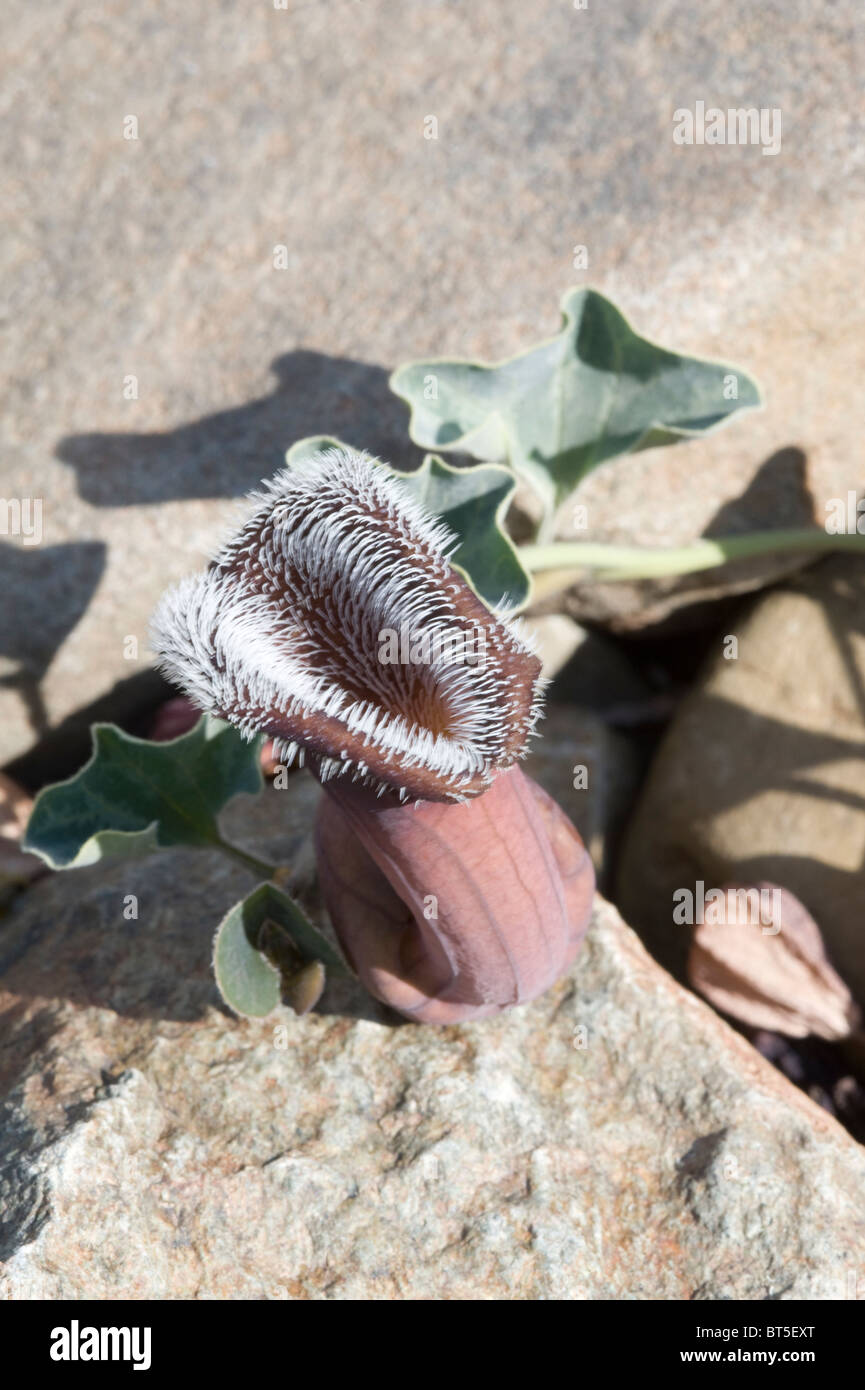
[151,449,544,802]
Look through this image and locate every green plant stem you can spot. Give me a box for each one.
[213,836,278,881]
[520,528,865,582]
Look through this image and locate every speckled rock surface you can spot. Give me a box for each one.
[3,0,864,763]
[617,557,865,1006]
[1,780,864,1299]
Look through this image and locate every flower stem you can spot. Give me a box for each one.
[213,836,278,881]
[520,529,865,582]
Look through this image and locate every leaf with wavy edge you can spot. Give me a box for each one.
[389,287,762,515]
[24,716,263,869]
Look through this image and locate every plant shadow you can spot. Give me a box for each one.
[56,349,421,507]
[0,540,107,742]
[4,351,419,778]
[702,445,813,538]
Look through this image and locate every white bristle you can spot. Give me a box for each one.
[150,448,543,801]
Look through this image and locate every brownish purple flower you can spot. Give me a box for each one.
[152,447,594,1021]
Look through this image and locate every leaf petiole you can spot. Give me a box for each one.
[520,528,865,583]
[212,835,278,882]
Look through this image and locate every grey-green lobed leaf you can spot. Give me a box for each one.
[213,881,348,1019]
[394,453,529,610]
[213,887,283,1019]
[286,438,530,611]
[24,716,263,870]
[389,286,762,513]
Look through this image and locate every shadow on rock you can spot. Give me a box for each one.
[616,553,865,1012]
[57,350,421,507]
[703,445,814,538]
[0,540,106,740]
